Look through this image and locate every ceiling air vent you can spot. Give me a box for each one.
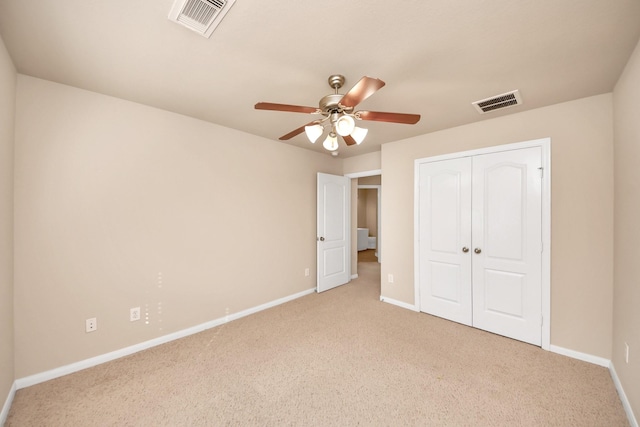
[169,0,236,38]
[472,90,523,114]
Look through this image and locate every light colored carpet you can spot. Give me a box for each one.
[7,262,629,426]
[358,249,378,263]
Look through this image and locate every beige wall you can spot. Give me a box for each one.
[613,37,640,418]
[381,94,614,359]
[0,35,16,410]
[366,192,377,238]
[357,189,368,228]
[13,76,342,377]
[356,189,377,238]
[344,151,380,175]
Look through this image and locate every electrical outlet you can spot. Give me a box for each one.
[388,274,394,283]
[130,307,141,322]
[625,342,629,364]
[305,268,310,277]
[86,317,97,333]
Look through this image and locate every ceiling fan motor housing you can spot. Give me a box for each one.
[319,94,350,115]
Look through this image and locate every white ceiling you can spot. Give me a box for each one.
[1,0,639,158]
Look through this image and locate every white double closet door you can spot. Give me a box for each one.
[418,146,542,345]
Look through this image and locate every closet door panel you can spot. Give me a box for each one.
[418,158,472,325]
[471,147,542,345]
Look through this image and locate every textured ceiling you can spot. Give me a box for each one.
[1,0,639,158]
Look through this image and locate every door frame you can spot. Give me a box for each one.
[345,169,382,276]
[357,184,382,263]
[414,138,551,350]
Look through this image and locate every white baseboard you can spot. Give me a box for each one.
[610,362,638,427]
[15,287,316,390]
[380,295,419,312]
[1,381,16,426]
[351,274,359,280]
[548,344,610,367]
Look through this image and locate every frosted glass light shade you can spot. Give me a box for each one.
[304,124,323,143]
[335,115,356,136]
[322,133,339,151]
[350,126,368,145]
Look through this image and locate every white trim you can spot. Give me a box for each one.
[540,139,551,350]
[1,381,16,425]
[351,274,359,280]
[413,138,550,164]
[380,296,419,312]
[15,288,316,390]
[549,345,610,367]
[610,362,639,427]
[414,138,551,350]
[345,169,381,179]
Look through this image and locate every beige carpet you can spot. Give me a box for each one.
[358,249,378,263]
[7,262,629,426]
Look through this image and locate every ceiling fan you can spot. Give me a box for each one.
[255,74,421,152]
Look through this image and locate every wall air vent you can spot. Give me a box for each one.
[472,90,523,114]
[169,0,236,38]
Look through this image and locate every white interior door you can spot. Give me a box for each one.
[471,147,542,345]
[418,158,472,325]
[317,173,351,292]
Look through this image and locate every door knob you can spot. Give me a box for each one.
[474,248,482,254]
[462,247,469,253]
[319,237,325,241]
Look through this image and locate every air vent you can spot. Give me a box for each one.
[472,90,523,114]
[169,0,236,38]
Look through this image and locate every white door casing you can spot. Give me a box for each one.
[317,173,351,293]
[418,158,472,325]
[415,139,550,348]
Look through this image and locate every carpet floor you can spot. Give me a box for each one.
[6,262,629,426]
[358,249,378,263]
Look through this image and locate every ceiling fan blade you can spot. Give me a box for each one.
[343,135,357,146]
[357,110,421,124]
[278,121,320,140]
[339,76,386,108]
[255,102,319,114]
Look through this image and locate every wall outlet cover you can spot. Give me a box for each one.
[86,317,97,333]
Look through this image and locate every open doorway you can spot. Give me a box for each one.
[357,176,381,264]
[345,169,381,283]
[355,174,381,299]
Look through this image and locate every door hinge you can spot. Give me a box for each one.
[538,167,544,178]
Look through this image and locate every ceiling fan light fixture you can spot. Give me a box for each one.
[335,115,356,136]
[322,132,339,151]
[255,75,421,149]
[304,124,324,143]
[350,126,368,145]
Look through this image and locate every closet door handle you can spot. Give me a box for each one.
[462,247,469,253]
[474,248,482,254]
